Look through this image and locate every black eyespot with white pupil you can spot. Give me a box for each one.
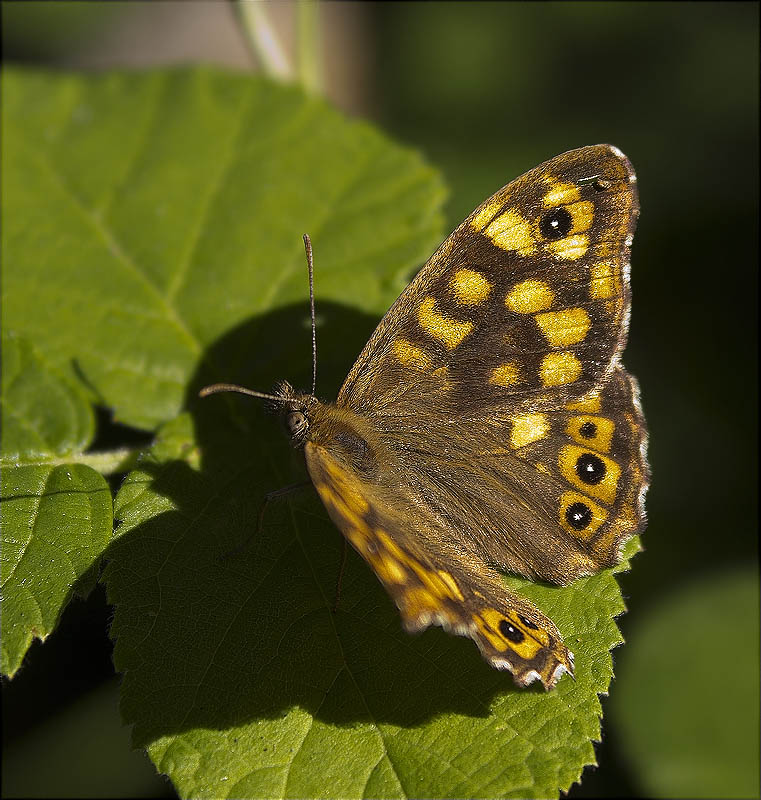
[579,421,597,438]
[566,501,593,530]
[539,207,573,240]
[575,453,606,485]
[499,619,525,644]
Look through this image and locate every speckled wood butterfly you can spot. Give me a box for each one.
[202,145,649,689]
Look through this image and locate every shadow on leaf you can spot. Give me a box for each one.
[104,300,530,750]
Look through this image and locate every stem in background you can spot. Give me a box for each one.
[236,0,293,80]
[296,0,322,96]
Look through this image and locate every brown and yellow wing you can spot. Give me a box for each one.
[371,365,649,585]
[303,439,574,690]
[337,145,638,419]
[328,145,647,583]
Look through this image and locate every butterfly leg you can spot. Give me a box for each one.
[332,535,348,614]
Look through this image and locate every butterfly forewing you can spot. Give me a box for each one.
[338,145,638,417]
[304,440,574,689]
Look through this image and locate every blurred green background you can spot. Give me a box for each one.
[2,2,758,798]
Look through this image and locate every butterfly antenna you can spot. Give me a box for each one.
[200,235,318,404]
[198,384,282,402]
[303,233,317,395]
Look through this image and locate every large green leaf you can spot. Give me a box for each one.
[3,66,643,797]
[2,67,444,430]
[107,410,639,799]
[0,333,112,676]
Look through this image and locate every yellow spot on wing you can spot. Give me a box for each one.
[376,530,407,562]
[510,413,550,449]
[470,198,503,232]
[484,210,536,254]
[541,351,582,386]
[566,392,602,413]
[392,339,432,370]
[370,547,408,585]
[450,269,492,305]
[490,362,520,387]
[566,416,615,452]
[437,570,464,601]
[506,280,555,313]
[534,308,591,347]
[542,180,581,207]
[409,555,457,601]
[568,200,594,232]
[403,587,449,620]
[548,233,589,260]
[590,261,617,299]
[417,297,473,349]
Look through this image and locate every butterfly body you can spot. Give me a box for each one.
[208,145,649,690]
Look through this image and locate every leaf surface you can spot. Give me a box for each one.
[1,333,111,676]
[2,68,444,430]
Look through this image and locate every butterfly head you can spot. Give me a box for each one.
[198,378,320,448]
[270,380,320,447]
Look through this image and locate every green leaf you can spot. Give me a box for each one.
[611,568,760,799]
[2,67,445,430]
[1,333,112,677]
[3,65,642,797]
[107,405,640,799]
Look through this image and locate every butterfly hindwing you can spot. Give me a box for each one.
[475,366,649,583]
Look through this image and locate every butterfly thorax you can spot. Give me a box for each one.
[275,381,386,482]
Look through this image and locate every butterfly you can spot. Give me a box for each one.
[201,144,649,690]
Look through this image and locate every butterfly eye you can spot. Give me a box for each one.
[285,410,308,437]
[539,207,573,240]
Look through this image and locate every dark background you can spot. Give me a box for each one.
[2,2,758,798]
